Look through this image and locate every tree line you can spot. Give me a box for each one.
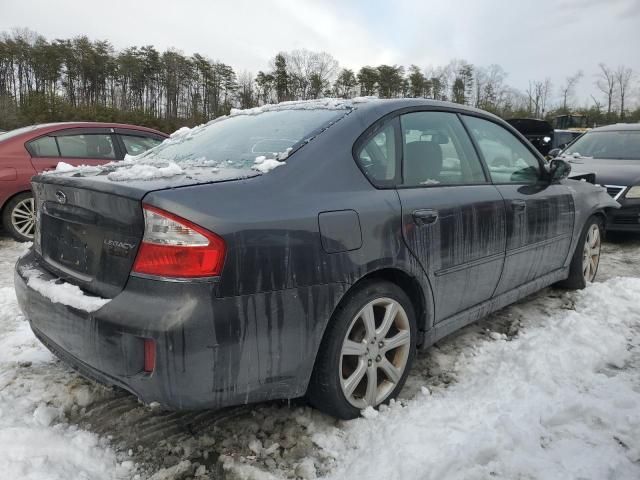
[0,29,638,133]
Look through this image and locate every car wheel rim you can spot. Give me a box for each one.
[11,197,35,239]
[582,224,601,283]
[339,297,411,409]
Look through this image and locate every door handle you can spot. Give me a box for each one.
[512,200,527,211]
[412,209,439,226]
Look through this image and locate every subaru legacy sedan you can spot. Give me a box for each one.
[15,99,617,419]
[0,122,167,241]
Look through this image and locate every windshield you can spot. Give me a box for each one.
[142,109,348,168]
[563,130,640,160]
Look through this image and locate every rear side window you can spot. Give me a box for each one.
[121,135,163,156]
[400,111,486,187]
[57,134,116,159]
[463,116,541,184]
[356,122,397,185]
[28,136,59,157]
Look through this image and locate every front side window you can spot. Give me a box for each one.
[57,134,116,160]
[356,122,397,184]
[400,111,486,187]
[28,136,59,157]
[121,135,163,156]
[463,116,541,184]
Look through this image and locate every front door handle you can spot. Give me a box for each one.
[412,209,439,226]
[512,200,527,211]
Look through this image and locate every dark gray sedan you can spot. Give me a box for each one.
[554,123,640,231]
[15,99,617,419]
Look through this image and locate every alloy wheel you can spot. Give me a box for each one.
[339,297,411,409]
[11,196,35,239]
[582,223,601,283]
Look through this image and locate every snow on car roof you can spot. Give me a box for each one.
[229,96,375,116]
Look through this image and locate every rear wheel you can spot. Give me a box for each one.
[2,192,36,242]
[557,215,603,289]
[307,280,417,419]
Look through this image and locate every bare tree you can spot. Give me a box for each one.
[279,49,338,100]
[559,70,583,111]
[615,65,634,120]
[526,78,552,118]
[596,63,616,119]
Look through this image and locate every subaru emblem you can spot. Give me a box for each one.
[55,190,67,204]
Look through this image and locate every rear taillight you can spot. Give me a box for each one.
[132,205,226,278]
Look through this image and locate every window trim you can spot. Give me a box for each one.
[352,105,550,189]
[352,116,402,189]
[459,112,549,185]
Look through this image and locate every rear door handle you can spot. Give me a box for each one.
[512,200,526,211]
[412,209,439,226]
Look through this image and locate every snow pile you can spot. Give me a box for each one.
[107,160,184,182]
[311,278,640,480]
[230,97,365,116]
[0,239,131,479]
[55,161,76,172]
[252,156,285,173]
[21,267,110,312]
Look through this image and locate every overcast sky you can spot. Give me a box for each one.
[2,0,639,106]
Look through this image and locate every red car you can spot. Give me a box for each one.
[0,122,167,241]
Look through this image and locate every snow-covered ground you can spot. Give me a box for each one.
[0,234,639,479]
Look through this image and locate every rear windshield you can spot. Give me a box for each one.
[141,109,348,168]
[564,130,640,160]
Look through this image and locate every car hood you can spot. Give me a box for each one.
[562,156,640,186]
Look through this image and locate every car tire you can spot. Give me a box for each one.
[2,192,36,242]
[556,215,603,290]
[307,280,417,420]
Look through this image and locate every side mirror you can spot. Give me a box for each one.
[548,158,571,182]
[548,148,562,158]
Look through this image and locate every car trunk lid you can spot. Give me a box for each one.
[32,167,257,298]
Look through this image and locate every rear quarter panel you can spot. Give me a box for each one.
[0,137,36,208]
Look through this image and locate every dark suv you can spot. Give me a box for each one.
[0,122,167,241]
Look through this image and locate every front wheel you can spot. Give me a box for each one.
[2,192,36,242]
[557,215,603,289]
[307,280,417,419]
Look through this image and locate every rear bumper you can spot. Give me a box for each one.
[15,251,346,409]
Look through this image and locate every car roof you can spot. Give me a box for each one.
[589,123,640,132]
[347,98,507,126]
[0,122,167,143]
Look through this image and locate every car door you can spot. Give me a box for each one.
[462,115,575,294]
[28,128,120,173]
[393,111,507,323]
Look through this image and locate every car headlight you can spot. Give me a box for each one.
[626,186,640,199]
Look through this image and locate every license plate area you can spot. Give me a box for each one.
[41,214,100,279]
